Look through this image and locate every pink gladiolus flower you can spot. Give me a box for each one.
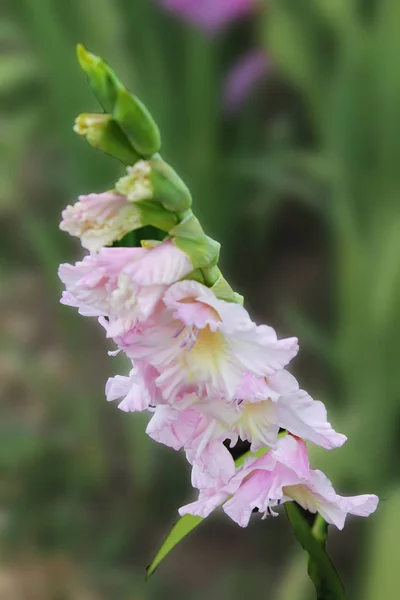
[146,369,346,484]
[228,370,347,451]
[106,361,163,412]
[223,50,270,113]
[146,400,236,485]
[179,435,379,529]
[123,279,299,400]
[60,192,142,252]
[158,0,257,33]
[58,241,194,331]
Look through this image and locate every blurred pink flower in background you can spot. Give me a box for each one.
[157,0,269,113]
[158,0,257,33]
[223,50,269,113]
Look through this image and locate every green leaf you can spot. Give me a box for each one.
[145,514,203,579]
[145,442,278,579]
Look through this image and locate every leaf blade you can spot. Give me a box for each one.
[146,514,203,579]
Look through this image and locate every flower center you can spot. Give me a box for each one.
[191,326,226,357]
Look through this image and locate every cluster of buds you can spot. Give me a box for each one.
[59,46,378,533]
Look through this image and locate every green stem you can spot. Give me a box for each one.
[285,503,347,600]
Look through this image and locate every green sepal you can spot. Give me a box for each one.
[210,272,244,305]
[136,200,178,233]
[77,44,161,158]
[182,268,207,285]
[116,157,192,213]
[170,212,220,270]
[140,239,163,249]
[74,113,140,165]
[150,155,192,212]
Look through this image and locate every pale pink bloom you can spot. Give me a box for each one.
[58,241,193,331]
[106,361,163,412]
[146,402,236,485]
[225,370,347,451]
[146,404,202,451]
[158,0,257,34]
[60,192,142,252]
[124,279,298,400]
[223,50,270,113]
[146,367,345,478]
[60,291,103,317]
[188,440,236,489]
[180,435,379,529]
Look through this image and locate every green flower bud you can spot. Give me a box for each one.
[77,44,118,113]
[113,87,161,158]
[74,113,140,165]
[150,155,192,212]
[115,158,192,213]
[170,212,220,270]
[77,44,161,157]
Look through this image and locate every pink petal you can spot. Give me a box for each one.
[179,488,229,518]
[163,280,221,330]
[124,240,193,286]
[146,405,201,450]
[277,391,347,450]
[270,435,311,479]
[159,0,256,33]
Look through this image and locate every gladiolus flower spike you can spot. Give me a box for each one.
[58,46,378,597]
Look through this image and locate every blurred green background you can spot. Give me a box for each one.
[1,0,399,598]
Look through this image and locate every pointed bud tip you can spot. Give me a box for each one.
[76,43,99,71]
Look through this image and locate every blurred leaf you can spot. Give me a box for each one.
[274,552,313,600]
[0,53,42,96]
[362,489,400,600]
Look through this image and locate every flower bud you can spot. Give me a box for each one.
[60,191,143,252]
[77,44,118,113]
[77,44,161,157]
[115,158,192,213]
[74,113,140,165]
[113,87,161,158]
[170,212,220,270]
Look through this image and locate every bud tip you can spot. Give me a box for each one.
[76,43,98,72]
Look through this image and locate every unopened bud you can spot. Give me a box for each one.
[113,87,161,158]
[77,44,118,113]
[115,158,192,213]
[77,44,161,157]
[74,113,140,165]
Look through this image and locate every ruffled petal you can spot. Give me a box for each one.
[146,405,201,450]
[124,240,193,285]
[277,390,347,450]
[163,280,221,330]
[179,488,230,519]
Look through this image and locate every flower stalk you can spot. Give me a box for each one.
[285,505,347,600]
